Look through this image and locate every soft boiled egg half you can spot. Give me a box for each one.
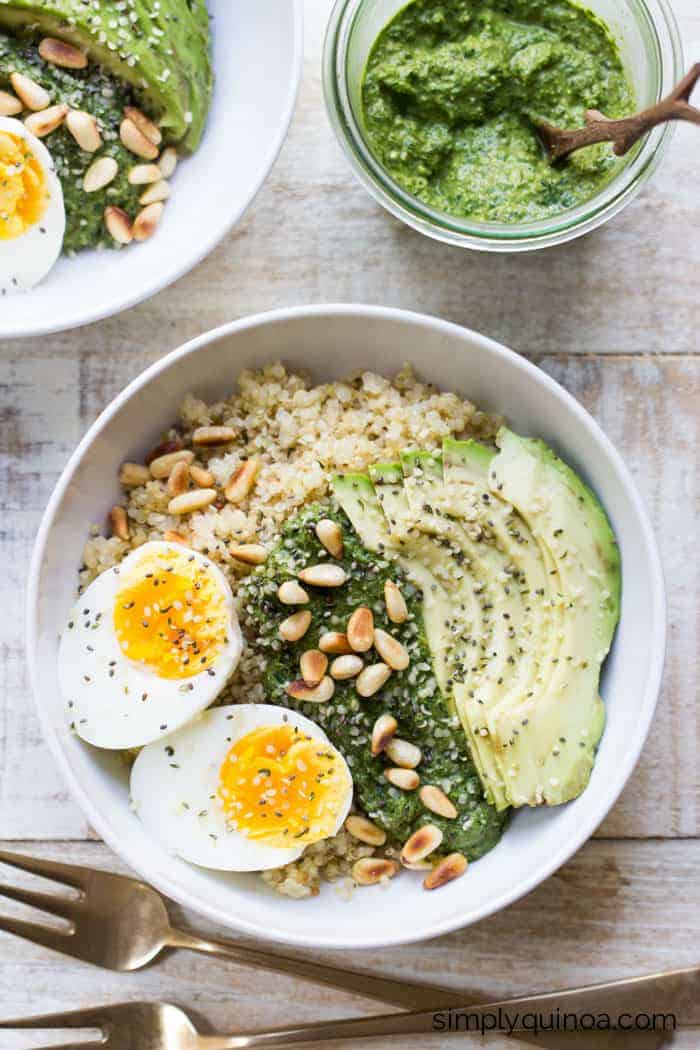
[59,541,243,749]
[0,117,65,291]
[131,704,354,871]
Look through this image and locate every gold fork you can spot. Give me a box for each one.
[0,848,454,1009]
[1,850,685,1049]
[0,997,681,1049]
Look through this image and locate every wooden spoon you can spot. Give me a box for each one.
[537,62,700,163]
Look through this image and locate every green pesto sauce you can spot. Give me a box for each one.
[361,0,634,224]
[240,502,507,861]
[1,29,141,254]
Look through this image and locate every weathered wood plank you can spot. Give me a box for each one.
[0,839,699,1048]
[1,353,697,841]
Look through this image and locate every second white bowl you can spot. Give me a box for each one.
[1,1,303,338]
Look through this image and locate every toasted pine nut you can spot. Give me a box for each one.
[159,146,178,178]
[25,103,68,137]
[66,110,101,151]
[189,464,214,487]
[109,506,129,541]
[279,610,312,643]
[146,438,183,464]
[373,628,409,671]
[167,458,190,497]
[133,201,164,242]
[371,713,398,757]
[192,425,238,446]
[118,461,150,487]
[167,488,217,515]
[0,91,22,116]
[124,105,162,146]
[230,543,267,566]
[149,449,194,479]
[384,767,420,790]
[224,460,259,504]
[420,785,458,820]
[423,853,468,891]
[163,529,190,546]
[352,857,398,886]
[384,579,408,624]
[128,163,162,185]
[385,737,422,769]
[347,606,374,652]
[402,856,432,871]
[120,116,159,160]
[298,564,347,588]
[139,179,170,205]
[315,518,343,559]
[356,662,391,698]
[345,815,386,847]
[277,580,309,605]
[11,72,50,111]
[286,676,335,703]
[83,156,118,192]
[330,654,364,680]
[300,649,328,687]
[401,825,443,866]
[318,631,353,654]
[104,205,132,245]
[38,37,87,69]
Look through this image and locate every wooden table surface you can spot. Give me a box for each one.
[1,2,699,1046]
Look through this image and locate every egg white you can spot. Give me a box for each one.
[130,704,354,872]
[59,541,243,749]
[0,117,65,292]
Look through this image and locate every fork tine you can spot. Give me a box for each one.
[0,1004,110,1029]
[0,849,89,890]
[0,912,75,959]
[16,1043,104,1050]
[0,880,82,922]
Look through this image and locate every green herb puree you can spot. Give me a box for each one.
[361,0,634,223]
[1,29,141,254]
[240,502,507,861]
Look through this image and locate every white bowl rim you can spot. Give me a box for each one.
[26,304,667,949]
[3,2,304,340]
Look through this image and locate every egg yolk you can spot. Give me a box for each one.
[113,549,230,679]
[217,724,351,849]
[0,131,49,241]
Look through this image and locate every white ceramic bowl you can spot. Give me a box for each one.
[0,2,303,339]
[27,305,665,949]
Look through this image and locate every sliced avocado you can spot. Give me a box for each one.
[400,445,527,811]
[486,429,621,805]
[336,430,621,813]
[330,472,392,553]
[441,438,566,802]
[0,1,212,151]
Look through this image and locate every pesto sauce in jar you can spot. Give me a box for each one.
[361,0,634,224]
[240,502,507,861]
[0,29,142,254]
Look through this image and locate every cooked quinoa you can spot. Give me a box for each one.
[81,363,501,898]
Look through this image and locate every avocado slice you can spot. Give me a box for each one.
[441,439,568,797]
[486,429,621,805]
[0,1,212,151]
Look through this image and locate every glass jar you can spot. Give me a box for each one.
[323,0,684,252]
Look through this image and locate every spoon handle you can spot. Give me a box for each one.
[539,62,700,161]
